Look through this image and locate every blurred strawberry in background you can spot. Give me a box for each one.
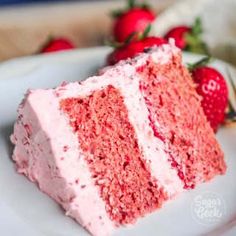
[165,25,191,50]
[165,18,208,55]
[41,37,75,53]
[112,0,156,43]
[107,25,167,65]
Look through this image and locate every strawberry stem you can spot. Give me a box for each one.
[187,56,212,71]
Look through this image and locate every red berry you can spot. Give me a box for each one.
[165,26,191,49]
[142,36,167,48]
[107,40,144,65]
[41,38,75,53]
[107,36,167,65]
[192,66,228,132]
[113,8,155,43]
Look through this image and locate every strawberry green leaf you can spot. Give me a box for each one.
[140,2,151,10]
[185,35,209,54]
[104,39,123,48]
[104,31,137,49]
[111,9,124,18]
[187,56,212,71]
[111,0,152,18]
[191,17,203,36]
[140,24,152,39]
[128,0,136,9]
[184,17,209,55]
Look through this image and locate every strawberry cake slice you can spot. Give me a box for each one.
[11,42,226,236]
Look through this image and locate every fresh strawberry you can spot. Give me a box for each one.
[107,36,167,65]
[189,57,228,132]
[165,18,208,54]
[41,38,75,53]
[165,26,191,50]
[142,36,167,48]
[112,0,155,42]
[107,40,144,65]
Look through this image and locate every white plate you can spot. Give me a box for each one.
[0,47,236,236]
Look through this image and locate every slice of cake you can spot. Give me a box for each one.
[11,42,226,236]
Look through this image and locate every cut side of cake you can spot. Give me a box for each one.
[137,53,226,189]
[11,42,226,236]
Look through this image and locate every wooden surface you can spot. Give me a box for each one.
[0,0,176,61]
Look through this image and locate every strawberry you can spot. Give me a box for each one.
[188,57,228,132]
[142,36,167,48]
[107,40,144,65]
[165,26,191,50]
[165,18,208,55]
[112,0,155,42]
[107,35,167,65]
[41,38,75,53]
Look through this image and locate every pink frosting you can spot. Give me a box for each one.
[11,91,115,236]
